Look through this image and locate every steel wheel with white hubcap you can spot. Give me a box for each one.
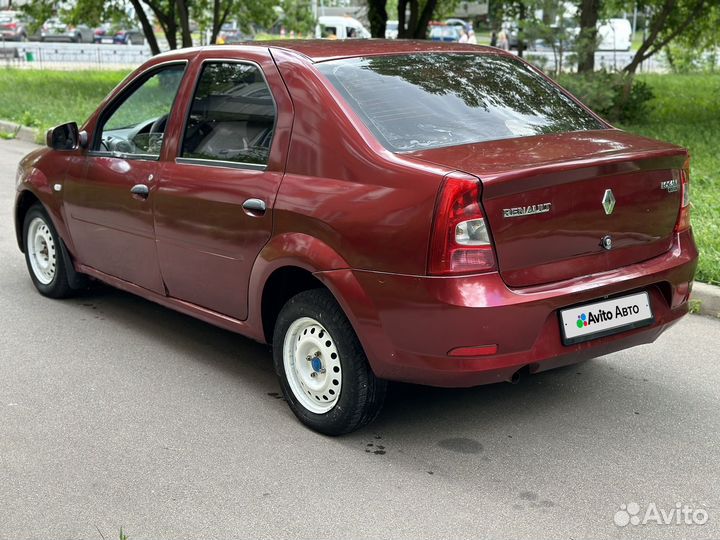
[273,289,386,435]
[22,204,77,298]
[27,217,57,285]
[283,317,343,413]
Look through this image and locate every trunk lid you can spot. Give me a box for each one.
[409,130,687,287]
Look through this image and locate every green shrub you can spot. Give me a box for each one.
[556,71,654,124]
[666,46,719,74]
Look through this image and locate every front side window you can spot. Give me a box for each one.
[317,53,604,152]
[181,61,276,167]
[97,64,185,157]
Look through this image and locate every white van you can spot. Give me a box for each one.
[315,16,371,40]
[597,18,632,51]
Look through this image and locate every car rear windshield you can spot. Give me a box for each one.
[317,53,604,152]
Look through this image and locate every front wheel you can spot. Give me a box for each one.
[273,289,386,435]
[23,204,76,298]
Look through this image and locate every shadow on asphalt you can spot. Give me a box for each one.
[58,280,656,445]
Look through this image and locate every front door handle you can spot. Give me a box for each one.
[242,198,266,216]
[130,184,149,199]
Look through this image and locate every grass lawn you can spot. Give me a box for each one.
[0,68,717,283]
[621,74,720,285]
[0,69,130,135]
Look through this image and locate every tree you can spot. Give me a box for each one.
[576,0,600,72]
[279,0,315,35]
[623,0,710,74]
[191,0,277,44]
[363,0,458,39]
[367,0,389,38]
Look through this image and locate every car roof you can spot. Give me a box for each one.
[252,39,501,63]
[152,40,506,65]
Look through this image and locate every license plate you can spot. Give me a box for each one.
[101,37,114,43]
[559,291,653,345]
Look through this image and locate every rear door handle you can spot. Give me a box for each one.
[130,184,149,199]
[242,198,266,216]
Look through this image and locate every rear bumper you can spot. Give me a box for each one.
[327,229,698,387]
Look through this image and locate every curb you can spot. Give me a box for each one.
[690,281,720,318]
[0,119,40,144]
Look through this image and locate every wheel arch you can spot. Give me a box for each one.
[14,189,42,252]
[249,232,394,378]
[260,266,325,343]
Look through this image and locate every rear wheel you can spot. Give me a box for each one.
[273,289,386,435]
[23,205,75,299]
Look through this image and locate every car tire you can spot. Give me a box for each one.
[273,288,386,435]
[23,204,77,299]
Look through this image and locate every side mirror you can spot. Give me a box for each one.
[46,122,86,151]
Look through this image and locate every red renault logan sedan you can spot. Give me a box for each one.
[14,41,698,434]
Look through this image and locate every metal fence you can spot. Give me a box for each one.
[520,49,667,74]
[0,40,668,73]
[0,41,151,70]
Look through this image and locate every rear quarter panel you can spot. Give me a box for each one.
[271,49,448,275]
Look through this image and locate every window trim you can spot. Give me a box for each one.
[175,156,266,171]
[175,57,278,172]
[88,59,189,161]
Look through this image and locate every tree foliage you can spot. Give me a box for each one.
[21,0,279,55]
[278,0,315,34]
[619,0,713,74]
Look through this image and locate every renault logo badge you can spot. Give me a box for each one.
[602,189,616,215]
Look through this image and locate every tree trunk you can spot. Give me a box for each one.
[577,0,600,72]
[397,0,435,39]
[367,0,388,38]
[211,0,221,43]
[408,0,419,37]
[146,0,178,50]
[413,0,437,38]
[622,0,707,75]
[164,18,178,50]
[176,0,193,48]
[210,1,231,44]
[516,0,526,58]
[397,0,408,38]
[128,0,160,55]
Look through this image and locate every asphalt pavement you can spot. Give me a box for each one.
[1,138,719,540]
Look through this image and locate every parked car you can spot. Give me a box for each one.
[597,18,632,51]
[40,18,93,43]
[444,18,471,31]
[428,24,462,42]
[112,28,144,45]
[385,19,398,39]
[217,22,245,44]
[93,24,114,44]
[315,15,370,39]
[0,10,30,41]
[15,41,697,435]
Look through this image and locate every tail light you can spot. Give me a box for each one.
[429,172,496,275]
[7,22,17,30]
[675,159,691,232]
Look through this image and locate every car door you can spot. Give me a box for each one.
[63,62,187,293]
[153,52,293,320]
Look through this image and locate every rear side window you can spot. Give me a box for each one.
[317,53,604,152]
[181,61,275,166]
